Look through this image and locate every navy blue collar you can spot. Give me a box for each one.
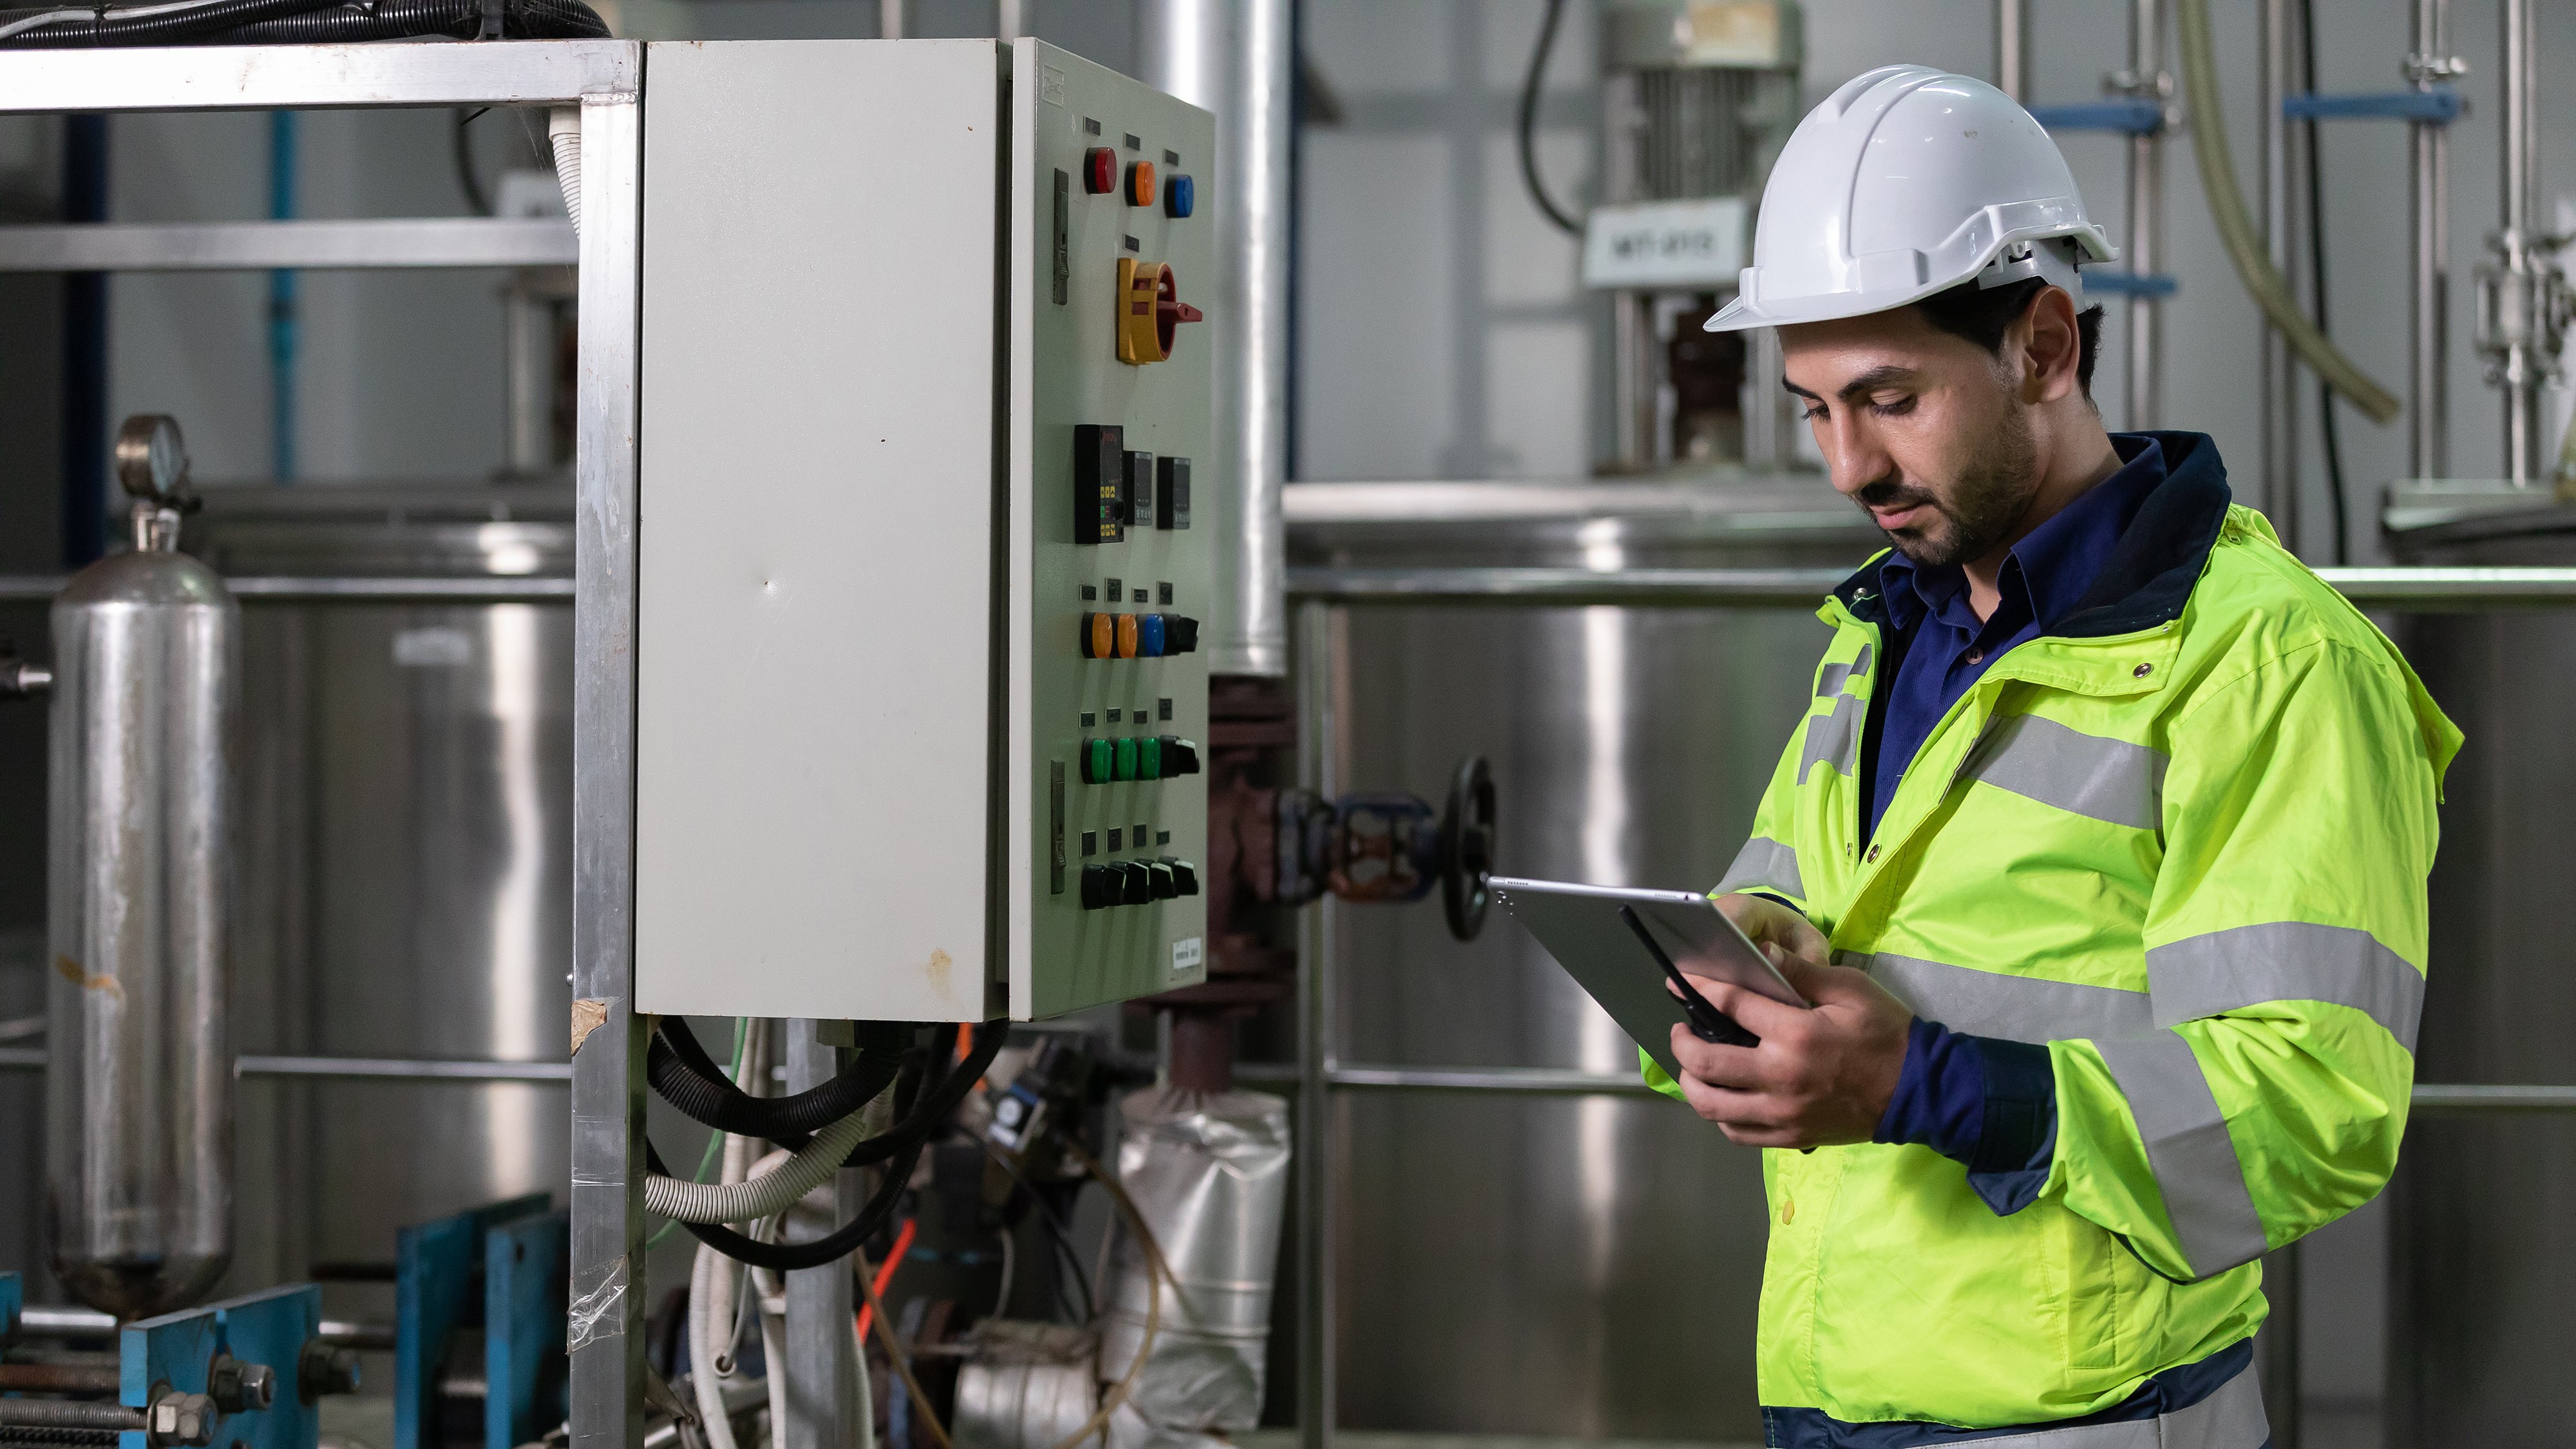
[1874,434,2166,636]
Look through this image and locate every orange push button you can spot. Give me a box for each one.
[1083,612,1115,659]
[1126,160,1157,208]
[1116,614,1140,659]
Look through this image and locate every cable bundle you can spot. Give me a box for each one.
[0,0,607,48]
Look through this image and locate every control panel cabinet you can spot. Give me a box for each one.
[635,39,1213,1023]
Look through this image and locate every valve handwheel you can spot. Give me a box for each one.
[1439,755,1496,942]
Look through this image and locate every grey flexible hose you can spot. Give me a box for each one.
[2173,0,2401,424]
[645,1108,870,1224]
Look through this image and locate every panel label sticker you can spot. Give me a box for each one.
[1170,936,1204,978]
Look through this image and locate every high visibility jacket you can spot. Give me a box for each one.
[1645,434,2459,1430]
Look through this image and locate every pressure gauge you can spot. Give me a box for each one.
[114,415,190,503]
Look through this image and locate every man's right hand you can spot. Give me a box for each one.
[1713,892,1830,978]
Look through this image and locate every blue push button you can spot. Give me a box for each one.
[1166,174,1195,219]
[1138,613,1167,658]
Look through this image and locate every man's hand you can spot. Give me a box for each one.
[1713,893,1831,971]
[1669,950,1915,1150]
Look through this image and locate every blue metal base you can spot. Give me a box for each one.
[396,1198,569,1449]
[120,1284,324,1449]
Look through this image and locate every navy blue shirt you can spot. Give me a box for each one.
[1865,435,2169,1211]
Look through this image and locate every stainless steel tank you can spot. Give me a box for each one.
[46,419,240,1318]
[189,480,573,1296]
[1287,477,1875,1441]
[2382,508,2576,1449]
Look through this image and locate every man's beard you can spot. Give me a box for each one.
[1854,408,2040,569]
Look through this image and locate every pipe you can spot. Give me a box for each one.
[2125,0,2164,430]
[0,1364,122,1394]
[2409,0,2454,480]
[1995,0,2031,102]
[1282,565,2576,609]
[1133,0,1293,677]
[2497,0,2544,482]
[0,575,576,604]
[2172,0,2402,422]
[2259,0,2300,526]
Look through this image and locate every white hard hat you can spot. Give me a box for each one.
[1704,64,2117,334]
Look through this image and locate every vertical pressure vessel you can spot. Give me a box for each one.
[45,417,237,1318]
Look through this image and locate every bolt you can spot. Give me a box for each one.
[298,1340,361,1403]
[148,1391,217,1447]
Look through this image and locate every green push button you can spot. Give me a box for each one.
[1084,737,1112,784]
[1139,736,1162,780]
[1113,737,1139,781]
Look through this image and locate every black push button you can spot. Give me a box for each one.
[1081,864,1119,910]
[1157,737,1200,776]
[1157,457,1190,529]
[1160,857,1199,896]
[1115,861,1155,905]
[1075,424,1124,544]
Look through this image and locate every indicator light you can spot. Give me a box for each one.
[1084,147,1117,194]
[1126,160,1157,208]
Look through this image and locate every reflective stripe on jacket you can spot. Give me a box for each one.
[1647,433,2461,1430]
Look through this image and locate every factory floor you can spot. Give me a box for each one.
[1239,1432,1757,1449]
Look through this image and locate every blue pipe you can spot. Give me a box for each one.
[268,110,298,482]
[2284,88,2463,124]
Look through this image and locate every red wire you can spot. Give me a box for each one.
[853,1217,916,1345]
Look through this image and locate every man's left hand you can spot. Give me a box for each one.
[1669,953,1915,1149]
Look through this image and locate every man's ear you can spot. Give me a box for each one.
[2018,286,2083,405]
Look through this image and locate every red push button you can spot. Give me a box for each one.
[1084,147,1117,195]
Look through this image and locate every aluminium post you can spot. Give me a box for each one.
[1996,0,2031,102]
[2409,0,2454,481]
[2261,0,2300,540]
[568,86,649,1449]
[2125,0,2166,432]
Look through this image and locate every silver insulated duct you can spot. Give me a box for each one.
[1133,0,1291,678]
[45,416,238,1318]
[1098,1088,1290,1449]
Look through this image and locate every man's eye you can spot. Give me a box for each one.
[1868,395,1917,417]
[1799,404,1827,422]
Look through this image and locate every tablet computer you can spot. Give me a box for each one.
[1489,876,1808,1081]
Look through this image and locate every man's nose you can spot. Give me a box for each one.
[1821,415,1891,498]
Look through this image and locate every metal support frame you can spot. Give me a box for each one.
[1995,0,2031,103]
[2261,0,2300,531]
[0,41,650,1449]
[2486,0,2553,484]
[0,218,576,272]
[2124,0,2167,431]
[1283,565,2576,1448]
[2410,0,2458,482]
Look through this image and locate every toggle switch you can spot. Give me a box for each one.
[1157,737,1200,776]
[1159,857,1200,896]
[1147,860,1177,899]
[1163,616,1199,654]
[1115,860,1155,905]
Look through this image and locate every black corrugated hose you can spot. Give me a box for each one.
[649,1016,907,1151]
[658,1022,1007,1271]
[0,0,607,48]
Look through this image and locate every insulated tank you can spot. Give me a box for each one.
[44,417,238,1318]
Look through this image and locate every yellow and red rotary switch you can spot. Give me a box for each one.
[1126,160,1156,208]
[1083,147,1117,194]
[1115,614,1141,659]
[1080,612,1116,659]
[1115,259,1205,365]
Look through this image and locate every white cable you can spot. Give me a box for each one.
[690,1244,744,1449]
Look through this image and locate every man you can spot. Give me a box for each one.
[1649,66,2459,1447]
